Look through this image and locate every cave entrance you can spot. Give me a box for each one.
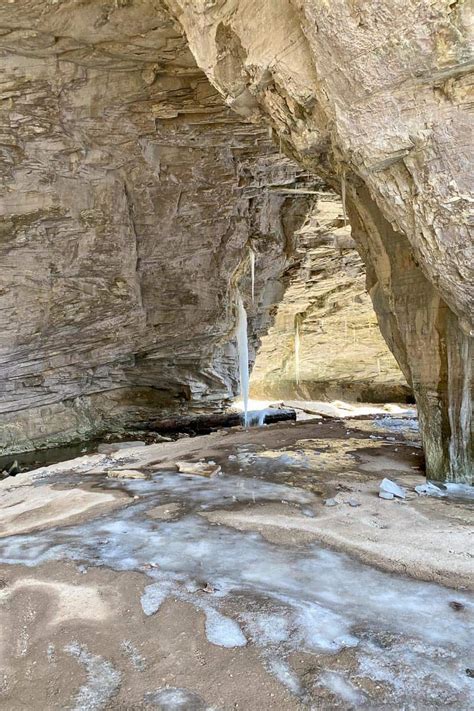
[247,188,413,408]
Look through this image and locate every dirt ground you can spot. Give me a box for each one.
[0,416,473,710]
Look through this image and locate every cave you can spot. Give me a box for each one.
[0,2,472,709]
[1,0,471,483]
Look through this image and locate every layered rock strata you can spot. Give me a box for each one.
[0,1,312,453]
[1,1,472,482]
[166,0,473,481]
[250,193,410,403]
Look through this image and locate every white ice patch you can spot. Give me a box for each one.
[373,416,419,432]
[266,657,303,696]
[1,470,473,708]
[241,612,289,645]
[144,687,209,710]
[203,607,247,648]
[65,641,121,711]
[357,639,473,706]
[237,449,311,471]
[120,640,146,672]
[292,602,359,653]
[142,580,246,649]
[141,580,174,616]
[319,671,366,706]
[440,483,474,501]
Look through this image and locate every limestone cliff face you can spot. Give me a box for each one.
[166,0,473,482]
[250,194,410,403]
[1,1,472,482]
[0,1,312,452]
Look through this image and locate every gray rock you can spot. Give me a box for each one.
[169,0,474,484]
[324,498,338,507]
[379,491,394,500]
[98,441,146,455]
[380,478,406,499]
[415,482,443,497]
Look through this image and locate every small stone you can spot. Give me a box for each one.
[415,482,443,497]
[379,478,406,499]
[98,440,146,454]
[175,460,221,477]
[107,469,147,480]
[346,498,361,507]
[7,460,20,476]
[324,498,338,507]
[466,669,474,678]
[449,600,465,612]
[379,491,394,500]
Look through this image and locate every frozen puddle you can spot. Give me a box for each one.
[0,470,473,708]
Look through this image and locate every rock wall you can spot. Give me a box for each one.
[0,1,312,453]
[1,1,472,481]
[166,0,473,481]
[250,193,410,403]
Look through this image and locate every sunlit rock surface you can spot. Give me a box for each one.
[251,193,410,402]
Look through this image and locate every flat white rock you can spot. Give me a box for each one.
[379,478,406,499]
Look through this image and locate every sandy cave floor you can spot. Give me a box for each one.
[0,416,473,710]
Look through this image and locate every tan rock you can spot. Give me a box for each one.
[106,469,147,480]
[175,461,221,477]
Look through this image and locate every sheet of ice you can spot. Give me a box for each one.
[1,470,473,708]
[241,612,289,645]
[203,607,247,648]
[236,292,250,428]
[120,640,146,672]
[265,657,303,696]
[441,483,474,501]
[414,482,474,501]
[65,642,121,711]
[249,247,256,303]
[294,316,300,385]
[141,579,176,616]
[141,577,246,648]
[319,671,366,706]
[374,416,419,432]
[357,638,473,706]
[236,449,311,471]
[144,687,210,710]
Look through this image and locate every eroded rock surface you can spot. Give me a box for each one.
[0,1,313,453]
[1,1,472,481]
[165,0,473,482]
[250,193,410,402]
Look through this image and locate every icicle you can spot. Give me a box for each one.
[236,292,250,428]
[249,247,256,303]
[341,169,347,226]
[294,315,301,386]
